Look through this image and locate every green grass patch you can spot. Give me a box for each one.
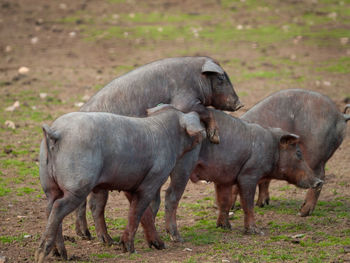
[0,234,28,244]
[118,12,212,24]
[317,57,350,74]
[1,159,39,178]
[90,252,115,259]
[0,181,11,196]
[105,217,127,230]
[16,186,36,196]
[181,219,227,245]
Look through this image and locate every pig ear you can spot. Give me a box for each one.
[280,133,300,147]
[180,112,206,138]
[202,60,224,75]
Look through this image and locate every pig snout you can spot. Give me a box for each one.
[234,100,244,111]
[218,96,244,112]
[297,172,323,189]
[312,178,324,189]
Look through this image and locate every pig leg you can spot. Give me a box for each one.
[35,193,85,263]
[124,192,165,250]
[215,183,233,229]
[237,176,264,235]
[165,147,200,242]
[299,165,325,217]
[51,223,66,259]
[121,172,168,253]
[231,184,240,210]
[256,180,271,207]
[172,100,220,144]
[75,200,92,240]
[89,190,115,245]
[149,188,161,219]
[192,104,220,144]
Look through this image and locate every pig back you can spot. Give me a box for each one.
[194,109,254,183]
[241,89,346,168]
[80,57,208,116]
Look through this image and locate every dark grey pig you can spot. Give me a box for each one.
[161,109,323,241]
[75,56,242,243]
[35,105,206,263]
[82,56,242,142]
[231,89,350,216]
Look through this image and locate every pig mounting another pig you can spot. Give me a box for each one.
[232,89,350,216]
[75,56,242,244]
[35,105,206,263]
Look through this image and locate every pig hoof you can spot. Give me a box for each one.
[245,227,264,235]
[76,229,92,240]
[98,234,116,246]
[216,222,232,230]
[207,129,220,144]
[34,249,45,263]
[52,247,60,257]
[148,240,166,250]
[120,240,135,253]
[231,203,241,211]
[256,198,270,208]
[52,247,67,260]
[299,207,313,217]
[169,234,184,243]
[299,201,315,217]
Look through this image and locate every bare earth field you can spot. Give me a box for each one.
[0,0,350,262]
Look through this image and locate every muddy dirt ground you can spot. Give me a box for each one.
[0,0,349,262]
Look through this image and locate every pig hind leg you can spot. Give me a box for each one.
[256,180,271,207]
[89,190,115,245]
[35,193,87,263]
[215,183,233,229]
[75,200,92,240]
[299,165,325,217]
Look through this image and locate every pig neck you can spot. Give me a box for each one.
[268,133,285,181]
[196,74,212,106]
[148,111,189,158]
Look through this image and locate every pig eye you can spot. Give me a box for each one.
[296,149,302,160]
[217,74,225,82]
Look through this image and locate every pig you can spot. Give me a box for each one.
[160,109,323,242]
[35,105,206,263]
[75,56,242,244]
[231,89,350,216]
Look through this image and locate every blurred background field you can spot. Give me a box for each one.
[0,0,350,262]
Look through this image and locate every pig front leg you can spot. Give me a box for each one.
[237,176,264,235]
[124,192,165,250]
[172,99,220,144]
[121,171,169,253]
[215,183,233,229]
[190,104,220,144]
[299,165,325,217]
[89,190,115,245]
[256,180,271,207]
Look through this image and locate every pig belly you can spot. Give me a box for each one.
[191,162,239,185]
[96,162,151,192]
